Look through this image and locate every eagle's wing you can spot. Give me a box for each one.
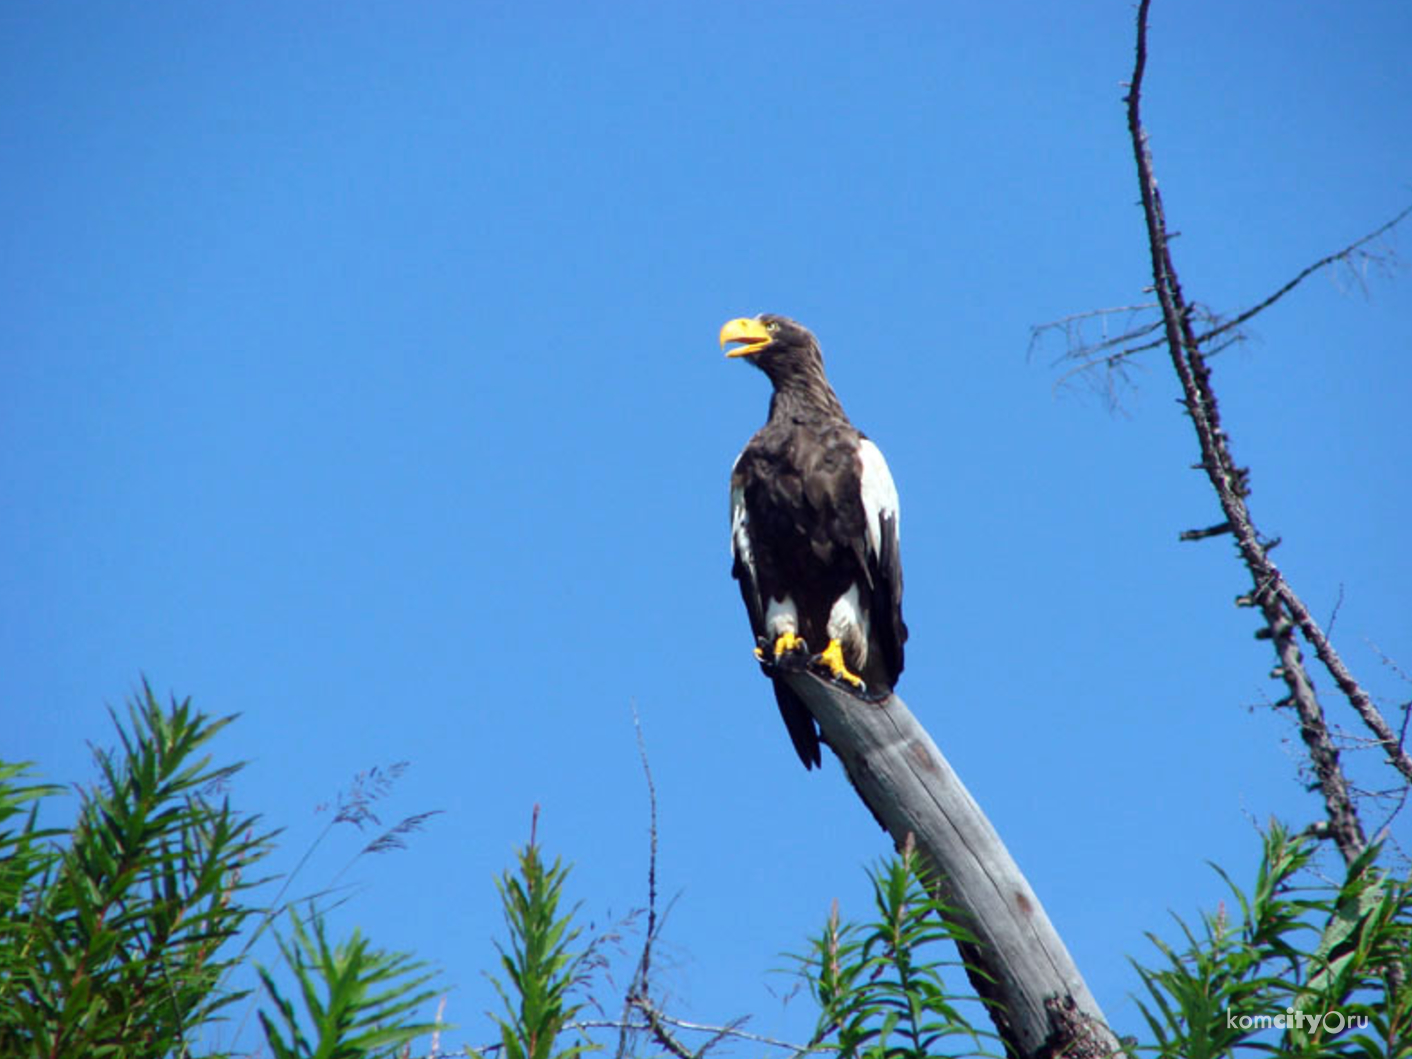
[857,437,907,685]
[729,458,764,636]
[731,455,823,769]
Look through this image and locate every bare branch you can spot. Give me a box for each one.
[447,1012,805,1059]
[1027,304,1163,368]
[1038,207,1409,401]
[616,703,663,1059]
[579,1015,818,1057]
[632,704,659,983]
[630,995,699,1059]
[1030,304,1162,409]
[1198,204,1411,349]
[1274,585,1412,785]
[1178,522,1232,541]
[1124,0,1405,864]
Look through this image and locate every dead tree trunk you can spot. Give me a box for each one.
[780,671,1120,1059]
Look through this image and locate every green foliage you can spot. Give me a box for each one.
[1132,821,1412,1059]
[0,683,274,1059]
[1,684,446,1059]
[796,847,994,1059]
[256,909,445,1059]
[10,684,1408,1059]
[473,820,597,1059]
[0,761,65,950]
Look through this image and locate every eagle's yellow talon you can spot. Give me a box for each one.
[753,645,765,661]
[773,631,805,658]
[817,639,866,688]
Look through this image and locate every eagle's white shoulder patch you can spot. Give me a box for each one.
[857,437,899,557]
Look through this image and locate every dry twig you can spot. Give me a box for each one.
[1035,206,1408,408]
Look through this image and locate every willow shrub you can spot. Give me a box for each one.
[0,686,446,1059]
[0,686,273,1057]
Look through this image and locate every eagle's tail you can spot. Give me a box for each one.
[772,679,822,770]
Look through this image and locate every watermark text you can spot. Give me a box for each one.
[1226,1007,1368,1034]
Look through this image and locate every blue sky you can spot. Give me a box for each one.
[4,1,1410,1052]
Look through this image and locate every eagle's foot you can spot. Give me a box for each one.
[756,632,809,673]
[772,630,806,659]
[811,639,867,692]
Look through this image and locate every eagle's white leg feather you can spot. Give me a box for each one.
[857,438,900,559]
[765,595,799,641]
[826,583,869,667]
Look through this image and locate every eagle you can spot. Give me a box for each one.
[721,314,908,770]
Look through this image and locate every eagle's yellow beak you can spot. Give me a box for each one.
[720,317,773,358]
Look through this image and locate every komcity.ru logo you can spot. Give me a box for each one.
[1226,1007,1369,1034]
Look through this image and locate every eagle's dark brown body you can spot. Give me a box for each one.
[723,314,907,769]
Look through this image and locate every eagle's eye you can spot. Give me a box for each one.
[766,320,780,333]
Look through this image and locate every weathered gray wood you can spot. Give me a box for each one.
[781,670,1119,1059]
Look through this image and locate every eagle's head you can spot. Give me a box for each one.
[719,314,822,379]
